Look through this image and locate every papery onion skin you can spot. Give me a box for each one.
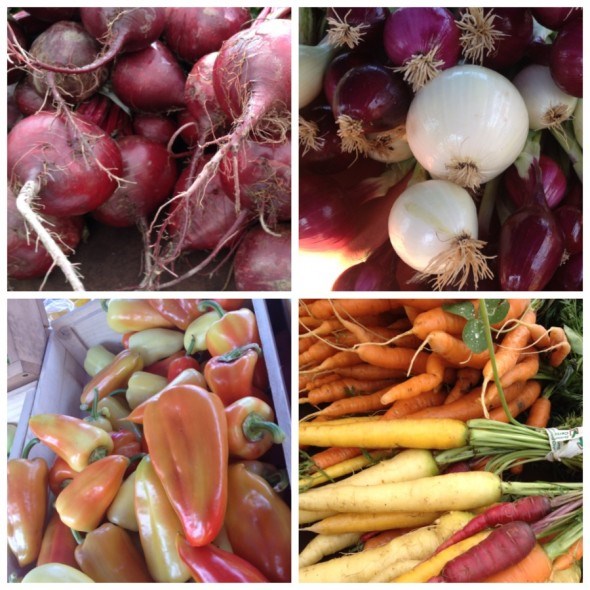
[549,17,583,98]
[406,65,529,189]
[388,179,479,273]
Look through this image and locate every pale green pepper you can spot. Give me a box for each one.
[183,312,220,352]
[128,329,184,365]
[125,371,168,409]
[22,563,95,582]
[107,472,138,532]
[83,345,116,377]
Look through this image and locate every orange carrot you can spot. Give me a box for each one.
[306,350,363,373]
[299,336,316,354]
[482,310,536,385]
[335,365,407,381]
[306,299,398,320]
[489,298,531,329]
[397,299,459,311]
[552,538,583,572]
[357,345,429,374]
[318,388,391,418]
[549,327,571,367]
[527,323,551,349]
[483,352,539,404]
[380,353,446,404]
[404,306,420,324]
[488,380,541,422]
[482,543,552,583]
[299,316,323,331]
[444,368,481,405]
[362,528,412,551]
[308,378,398,405]
[300,340,340,367]
[426,331,492,369]
[412,306,469,340]
[310,446,362,470]
[300,373,340,392]
[382,389,446,420]
[407,381,526,421]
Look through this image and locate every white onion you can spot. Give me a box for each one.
[406,65,529,190]
[512,64,578,131]
[573,99,583,148]
[388,179,492,290]
[299,41,338,109]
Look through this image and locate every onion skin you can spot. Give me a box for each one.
[499,169,565,291]
[14,76,54,116]
[383,8,460,85]
[132,114,177,145]
[553,206,583,255]
[234,224,291,291]
[333,64,412,134]
[8,112,123,217]
[531,8,581,31]
[549,17,583,98]
[481,8,533,70]
[112,41,186,113]
[93,136,178,227]
[8,185,84,280]
[503,154,567,210]
[323,51,375,109]
[164,7,249,63]
[547,252,583,291]
[29,21,109,102]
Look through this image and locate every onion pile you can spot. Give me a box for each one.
[299,7,583,291]
[7,7,292,291]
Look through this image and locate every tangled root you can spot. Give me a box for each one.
[456,7,507,64]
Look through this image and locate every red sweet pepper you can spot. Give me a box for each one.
[143,350,185,377]
[198,300,260,356]
[225,396,286,460]
[176,536,268,582]
[204,343,261,405]
[224,463,291,582]
[48,455,77,496]
[110,430,141,458]
[146,299,201,330]
[143,384,228,547]
[36,509,79,569]
[7,438,49,567]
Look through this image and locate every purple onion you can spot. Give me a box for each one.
[333,64,412,139]
[351,241,400,291]
[326,8,388,49]
[531,8,582,31]
[384,8,460,91]
[547,252,583,291]
[553,206,583,255]
[499,164,565,291]
[550,17,583,97]
[504,154,567,209]
[323,51,375,109]
[299,102,356,174]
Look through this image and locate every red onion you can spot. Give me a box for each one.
[132,114,177,145]
[14,76,55,116]
[299,102,356,174]
[76,94,133,139]
[499,164,565,290]
[233,224,291,291]
[457,8,533,70]
[326,8,388,49]
[333,64,412,155]
[550,17,583,97]
[7,84,22,131]
[531,8,581,31]
[553,206,583,255]
[323,51,375,108]
[383,8,460,91]
[26,8,80,22]
[332,263,363,291]
[350,241,400,291]
[8,21,27,85]
[504,154,567,210]
[561,178,583,209]
[547,252,583,291]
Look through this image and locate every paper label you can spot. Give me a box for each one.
[545,427,583,462]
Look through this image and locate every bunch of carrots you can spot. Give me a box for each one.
[298,298,582,583]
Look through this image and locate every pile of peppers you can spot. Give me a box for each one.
[8,299,291,583]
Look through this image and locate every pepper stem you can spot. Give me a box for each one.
[243,412,286,444]
[21,437,41,459]
[197,299,225,318]
[88,446,109,464]
[70,529,85,545]
[218,343,262,363]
